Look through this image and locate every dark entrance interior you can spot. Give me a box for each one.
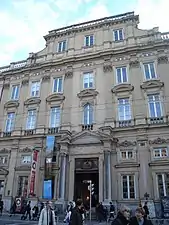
[74,158,99,207]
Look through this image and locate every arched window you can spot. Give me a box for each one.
[83,103,93,125]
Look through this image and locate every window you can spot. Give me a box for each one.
[118,98,131,121]
[26,110,36,130]
[116,67,127,84]
[83,72,94,89]
[50,107,60,128]
[143,62,156,80]
[31,81,40,97]
[154,148,168,158]
[84,35,94,47]
[21,155,31,164]
[17,176,28,197]
[0,156,8,165]
[5,112,15,132]
[53,77,63,93]
[113,29,124,41]
[122,175,135,199]
[121,151,133,160]
[83,104,93,125]
[157,173,169,197]
[148,94,162,117]
[11,85,19,100]
[57,40,66,52]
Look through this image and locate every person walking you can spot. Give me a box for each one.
[111,205,130,225]
[38,201,56,225]
[69,199,83,225]
[0,198,4,216]
[130,207,153,225]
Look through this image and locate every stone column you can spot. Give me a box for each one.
[104,150,111,202]
[99,155,104,202]
[58,152,67,200]
[68,157,75,201]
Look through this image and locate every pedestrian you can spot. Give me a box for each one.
[129,207,153,225]
[69,199,83,225]
[23,200,31,220]
[143,202,149,219]
[0,198,4,216]
[38,201,56,225]
[9,200,16,217]
[108,202,115,222]
[111,205,130,225]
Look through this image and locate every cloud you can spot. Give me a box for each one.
[0,0,168,67]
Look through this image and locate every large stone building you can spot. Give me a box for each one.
[0,11,169,214]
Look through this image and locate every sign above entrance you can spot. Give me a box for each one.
[75,158,98,171]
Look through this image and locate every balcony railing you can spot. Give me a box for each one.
[161,32,169,40]
[82,124,93,131]
[147,116,166,125]
[3,132,12,137]
[115,120,134,128]
[48,127,59,134]
[0,60,27,73]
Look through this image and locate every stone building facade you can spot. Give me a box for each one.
[0,11,169,214]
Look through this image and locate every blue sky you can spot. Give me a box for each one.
[0,0,168,66]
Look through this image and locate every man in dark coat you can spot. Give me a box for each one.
[69,199,83,225]
[130,207,153,225]
[112,205,130,225]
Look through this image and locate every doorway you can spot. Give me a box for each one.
[74,171,99,207]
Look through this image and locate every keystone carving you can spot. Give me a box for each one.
[158,56,168,64]
[103,62,112,72]
[22,79,29,86]
[129,60,140,68]
[42,75,50,82]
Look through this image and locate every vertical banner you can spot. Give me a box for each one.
[43,180,52,199]
[29,150,39,196]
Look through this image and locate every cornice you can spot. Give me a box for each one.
[4,100,19,109]
[0,148,11,153]
[111,83,134,94]
[46,93,65,103]
[140,79,164,90]
[1,40,169,76]
[24,97,41,106]
[115,162,140,168]
[149,160,169,166]
[77,89,99,99]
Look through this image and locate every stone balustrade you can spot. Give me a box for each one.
[0,60,27,73]
[161,32,169,39]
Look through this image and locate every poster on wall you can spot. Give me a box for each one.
[43,180,52,199]
[29,150,39,196]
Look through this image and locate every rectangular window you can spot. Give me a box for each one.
[118,98,131,121]
[31,81,40,97]
[116,67,127,84]
[148,94,162,117]
[21,155,31,164]
[122,175,135,199]
[154,148,168,158]
[57,40,66,52]
[5,112,15,132]
[17,176,28,197]
[50,107,60,128]
[11,85,19,100]
[113,29,124,41]
[157,173,169,197]
[26,110,36,130]
[83,72,94,89]
[143,62,156,80]
[121,151,133,160]
[84,35,94,47]
[83,104,93,125]
[53,77,63,93]
[0,156,8,165]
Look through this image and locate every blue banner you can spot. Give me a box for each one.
[46,136,55,152]
[43,180,52,199]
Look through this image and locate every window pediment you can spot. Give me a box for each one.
[140,80,164,90]
[15,165,31,171]
[0,148,11,154]
[0,168,8,175]
[149,137,169,145]
[111,83,134,94]
[117,140,137,147]
[24,97,41,106]
[115,162,140,168]
[19,147,32,153]
[77,89,98,99]
[4,100,19,109]
[46,93,65,103]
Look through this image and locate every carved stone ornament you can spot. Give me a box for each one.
[3,83,10,89]
[42,75,50,82]
[24,97,41,106]
[4,100,19,109]
[19,147,32,153]
[158,56,168,64]
[149,137,169,145]
[77,89,98,99]
[117,140,137,147]
[140,80,164,90]
[22,79,29,86]
[75,158,98,171]
[46,93,65,103]
[129,60,140,68]
[103,62,113,72]
[111,83,134,94]
[0,148,11,153]
[65,66,73,79]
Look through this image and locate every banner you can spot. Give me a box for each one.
[43,180,52,199]
[29,150,38,196]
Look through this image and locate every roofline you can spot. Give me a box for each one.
[44,11,138,40]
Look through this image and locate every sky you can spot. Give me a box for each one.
[0,0,168,67]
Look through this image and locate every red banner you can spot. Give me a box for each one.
[29,150,38,196]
